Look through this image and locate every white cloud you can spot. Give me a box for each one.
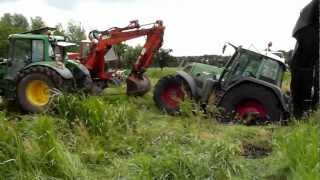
[0,0,312,55]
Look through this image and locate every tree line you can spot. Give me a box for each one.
[0,13,86,58]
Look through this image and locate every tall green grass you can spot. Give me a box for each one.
[0,115,86,179]
[275,115,320,179]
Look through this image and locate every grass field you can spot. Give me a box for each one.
[0,68,319,179]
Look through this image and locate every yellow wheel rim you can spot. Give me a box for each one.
[26,80,50,106]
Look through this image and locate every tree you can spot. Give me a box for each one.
[122,45,143,68]
[1,13,29,31]
[113,43,129,58]
[66,21,86,42]
[0,13,29,57]
[154,48,173,69]
[53,23,66,36]
[30,16,46,30]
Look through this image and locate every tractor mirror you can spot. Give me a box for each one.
[222,44,227,54]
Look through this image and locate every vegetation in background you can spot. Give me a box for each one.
[30,16,46,30]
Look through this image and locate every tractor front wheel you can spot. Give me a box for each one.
[153,75,187,115]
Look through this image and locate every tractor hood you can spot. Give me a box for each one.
[293,0,318,37]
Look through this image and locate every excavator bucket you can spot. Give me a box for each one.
[126,74,151,96]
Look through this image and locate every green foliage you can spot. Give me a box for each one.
[0,13,29,57]
[275,117,320,179]
[128,141,241,179]
[53,23,66,36]
[0,115,86,179]
[1,13,29,30]
[66,21,86,42]
[30,16,46,30]
[121,45,143,68]
[54,95,137,136]
[153,48,175,68]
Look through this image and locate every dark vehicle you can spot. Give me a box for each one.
[154,44,290,123]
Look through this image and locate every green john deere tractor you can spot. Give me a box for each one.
[0,27,92,113]
[153,43,290,123]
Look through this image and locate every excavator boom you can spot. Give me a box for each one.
[83,20,165,95]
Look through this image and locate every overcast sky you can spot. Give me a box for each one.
[0,0,311,56]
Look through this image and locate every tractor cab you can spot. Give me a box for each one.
[153,43,290,122]
[220,47,286,88]
[1,31,75,81]
[0,27,91,113]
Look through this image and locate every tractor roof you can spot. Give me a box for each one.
[9,33,65,42]
[244,48,286,65]
[9,33,48,40]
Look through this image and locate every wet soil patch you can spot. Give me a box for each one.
[241,143,272,159]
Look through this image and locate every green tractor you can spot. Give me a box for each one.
[0,28,92,113]
[153,43,290,123]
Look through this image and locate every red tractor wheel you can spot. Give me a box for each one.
[235,99,268,123]
[153,75,187,114]
[219,83,283,124]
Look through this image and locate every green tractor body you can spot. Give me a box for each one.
[0,28,91,112]
[154,44,290,123]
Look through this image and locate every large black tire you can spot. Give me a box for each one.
[153,75,187,115]
[218,83,283,123]
[16,66,64,113]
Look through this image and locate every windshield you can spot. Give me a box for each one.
[223,50,284,86]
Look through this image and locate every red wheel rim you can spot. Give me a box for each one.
[160,84,185,109]
[235,99,267,119]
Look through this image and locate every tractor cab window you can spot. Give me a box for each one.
[13,39,32,62]
[49,44,54,58]
[222,50,284,86]
[257,57,283,86]
[13,39,44,62]
[224,52,261,82]
[31,40,44,61]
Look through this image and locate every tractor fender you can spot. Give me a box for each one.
[176,70,197,97]
[23,61,74,80]
[220,78,290,113]
[65,60,90,76]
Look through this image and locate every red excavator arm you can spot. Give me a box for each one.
[83,20,165,95]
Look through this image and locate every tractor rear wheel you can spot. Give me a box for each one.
[153,75,187,115]
[218,83,282,124]
[16,67,63,113]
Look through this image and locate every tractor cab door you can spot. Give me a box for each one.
[221,50,285,89]
[221,52,261,88]
[5,38,44,80]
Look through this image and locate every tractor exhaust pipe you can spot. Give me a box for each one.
[126,74,151,96]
